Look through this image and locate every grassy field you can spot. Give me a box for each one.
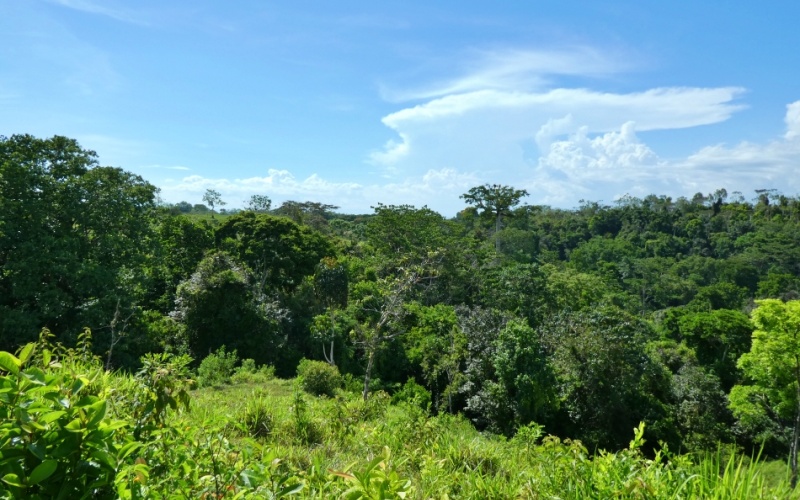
[3,343,799,499]
[183,373,799,499]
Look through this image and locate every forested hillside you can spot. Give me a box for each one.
[5,134,800,496]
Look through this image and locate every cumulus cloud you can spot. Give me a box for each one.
[786,101,800,140]
[530,100,800,204]
[157,99,800,215]
[367,43,800,209]
[538,122,662,178]
[369,86,745,195]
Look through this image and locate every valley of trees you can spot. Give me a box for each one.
[4,134,800,496]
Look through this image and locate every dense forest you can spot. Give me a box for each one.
[4,134,800,497]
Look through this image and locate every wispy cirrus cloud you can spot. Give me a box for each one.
[141,164,191,171]
[381,46,632,102]
[46,0,152,26]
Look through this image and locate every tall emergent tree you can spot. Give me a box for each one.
[461,184,529,251]
[202,189,225,217]
[730,299,800,488]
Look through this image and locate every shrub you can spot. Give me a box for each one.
[231,358,275,385]
[0,337,141,499]
[296,359,341,397]
[391,378,432,411]
[197,346,237,387]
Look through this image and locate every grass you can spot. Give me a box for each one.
[178,377,800,499]
[7,338,798,499]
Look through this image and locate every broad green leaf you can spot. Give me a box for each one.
[70,378,87,395]
[1,473,24,488]
[279,482,304,496]
[39,410,66,424]
[28,460,57,485]
[17,343,35,365]
[0,352,21,375]
[75,395,99,408]
[91,449,116,470]
[21,367,46,385]
[64,418,83,432]
[86,400,107,429]
[27,442,46,460]
[117,441,142,461]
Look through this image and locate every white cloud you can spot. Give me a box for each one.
[147,99,800,215]
[538,122,662,178]
[369,133,410,168]
[786,101,800,140]
[156,168,479,215]
[529,100,800,204]
[382,47,630,102]
[379,87,745,133]
[141,164,190,171]
[369,86,745,194]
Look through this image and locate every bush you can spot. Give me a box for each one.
[391,378,432,411]
[0,335,142,498]
[296,359,342,397]
[231,358,276,385]
[197,346,238,387]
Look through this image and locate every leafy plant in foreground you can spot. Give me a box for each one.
[0,339,141,499]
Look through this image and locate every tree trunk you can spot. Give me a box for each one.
[362,349,376,401]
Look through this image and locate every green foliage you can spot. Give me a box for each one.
[731,299,800,486]
[172,251,285,365]
[0,134,158,352]
[230,358,275,385]
[0,340,137,498]
[247,194,272,213]
[676,309,752,391]
[297,358,342,397]
[366,203,454,258]
[215,211,333,292]
[202,188,225,216]
[291,388,322,444]
[197,346,238,388]
[541,306,669,450]
[239,395,274,439]
[391,378,431,411]
[130,352,193,436]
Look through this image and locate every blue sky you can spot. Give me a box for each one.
[3,1,800,215]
